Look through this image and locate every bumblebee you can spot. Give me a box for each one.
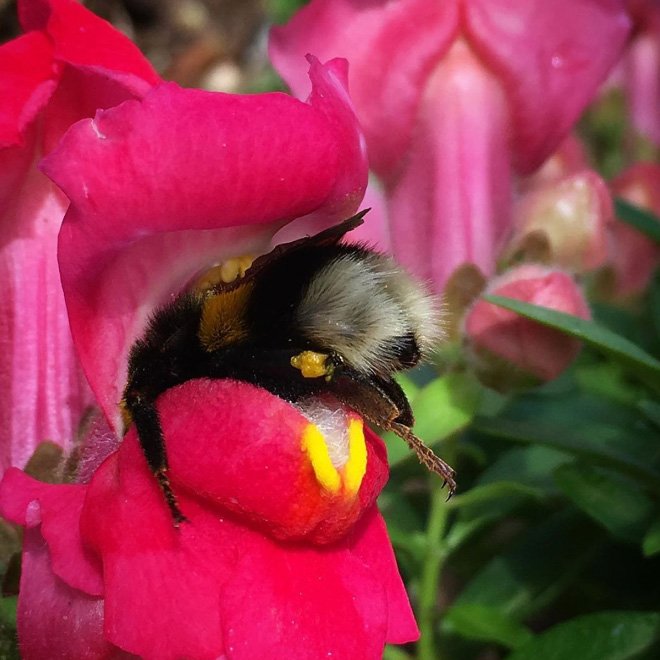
[123,212,456,523]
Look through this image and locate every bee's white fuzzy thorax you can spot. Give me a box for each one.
[296,251,443,375]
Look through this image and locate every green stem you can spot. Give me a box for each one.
[416,476,451,660]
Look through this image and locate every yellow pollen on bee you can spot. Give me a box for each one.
[193,255,255,292]
[290,351,330,378]
[343,418,367,494]
[302,423,341,493]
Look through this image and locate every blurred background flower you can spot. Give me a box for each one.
[270,0,631,293]
[0,0,158,476]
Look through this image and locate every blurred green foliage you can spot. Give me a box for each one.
[381,262,660,659]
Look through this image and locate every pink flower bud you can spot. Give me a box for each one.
[510,170,612,272]
[465,264,591,383]
[608,162,660,297]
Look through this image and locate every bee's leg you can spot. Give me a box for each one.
[124,391,188,526]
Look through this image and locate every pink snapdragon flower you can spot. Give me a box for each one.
[0,0,159,472]
[464,264,591,382]
[270,0,631,292]
[0,56,420,657]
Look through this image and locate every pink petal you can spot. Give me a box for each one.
[349,508,419,644]
[387,41,512,292]
[159,379,388,542]
[347,180,391,252]
[16,527,123,660]
[0,32,54,147]
[466,265,591,381]
[46,60,366,432]
[270,0,459,180]
[0,156,93,471]
[464,0,631,172]
[623,31,660,144]
[0,0,157,471]
[19,0,159,86]
[609,163,660,296]
[219,528,389,659]
[0,468,103,596]
[80,441,242,659]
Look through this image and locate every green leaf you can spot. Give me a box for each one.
[447,481,544,511]
[386,372,481,467]
[639,400,660,429]
[455,511,600,619]
[412,372,482,444]
[554,463,655,543]
[614,198,660,244]
[642,517,660,557]
[576,362,644,405]
[383,646,412,660]
[483,295,660,391]
[477,446,571,493]
[507,611,660,660]
[472,416,660,495]
[650,272,660,340]
[443,603,534,649]
[445,481,545,552]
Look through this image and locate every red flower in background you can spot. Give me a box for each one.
[0,49,419,658]
[270,0,631,292]
[0,0,158,472]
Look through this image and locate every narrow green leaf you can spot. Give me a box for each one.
[472,416,660,495]
[477,446,571,494]
[642,517,660,557]
[650,272,660,340]
[614,198,660,244]
[483,295,660,391]
[443,603,534,649]
[639,400,660,429]
[447,481,543,511]
[507,611,660,660]
[554,463,655,543]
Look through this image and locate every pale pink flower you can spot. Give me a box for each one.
[271,0,631,292]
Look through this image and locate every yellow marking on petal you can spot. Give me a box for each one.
[302,423,341,493]
[291,351,330,378]
[344,418,367,494]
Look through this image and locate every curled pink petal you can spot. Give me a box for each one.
[270,0,459,180]
[46,60,367,432]
[0,468,103,595]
